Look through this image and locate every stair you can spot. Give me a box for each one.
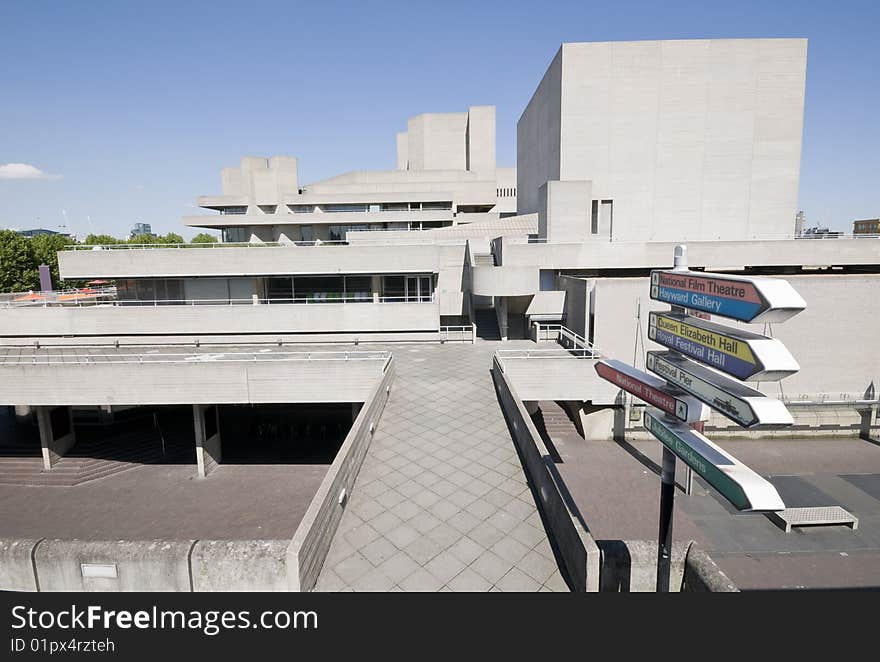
[0,424,195,487]
[474,308,501,340]
[530,401,583,462]
[473,253,496,266]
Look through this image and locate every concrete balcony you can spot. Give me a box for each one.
[0,348,391,406]
[494,347,616,403]
[184,208,454,228]
[0,299,440,338]
[498,237,880,271]
[58,243,447,280]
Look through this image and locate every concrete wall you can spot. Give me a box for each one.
[0,357,387,406]
[596,540,738,592]
[492,356,600,591]
[190,540,289,592]
[538,180,592,242]
[59,243,455,280]
[33,539,194,592]
[499,237,880,273]
[0,539,40,591]
[0,538,292,592]
[517,47,562,215]
[517,39,807,241]
[0,301,440,338]
[286,357,395,591]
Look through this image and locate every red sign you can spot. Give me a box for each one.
[595,360,678,417]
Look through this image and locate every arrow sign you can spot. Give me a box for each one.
[646,351,794,428]
[648,311,799,381]
[595,359,710,424]
[643,408,786,512]
[650,270,806,324]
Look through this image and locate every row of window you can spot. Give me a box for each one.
[496,188,517,197]
[217,201,454,215]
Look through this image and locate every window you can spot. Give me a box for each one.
[300,225,314,242]
[380,203,409,212]
[322,204,369,213]
[288,205,315,213]
[266,277,293,302]
[422,201,452,210]
[591,200,599,235]
[219,206,247,215]
[222,227,248,243]
[294,275,345,302]
[258,205,277,214]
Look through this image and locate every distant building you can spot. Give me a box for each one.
[16,228,70,238]
[795,210,806,236]
[130,222,154,239]
[853,218,880,235]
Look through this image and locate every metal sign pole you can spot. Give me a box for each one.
[657,244,686,591]
[657,445,676,592]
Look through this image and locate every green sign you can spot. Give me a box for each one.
[643,408,784,512]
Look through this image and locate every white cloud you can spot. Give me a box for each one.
[0,163,60,180]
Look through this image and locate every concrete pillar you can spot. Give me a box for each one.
[495,297,508,341]
[14,404,32,426]
[193,404,222,478]
[36,406,76,470]
[578,404,617,441]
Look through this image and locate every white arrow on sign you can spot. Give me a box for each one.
[643,408,786,512]
[646,351,793,428]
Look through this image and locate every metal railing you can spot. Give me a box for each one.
[65,240,351,250]
[533,323,597,353]
[0,349,392,366]
[505,233,880,245]
[439,325,475,343]
[3,293,437,308]
[0,286,117,307]
[494,346,602,369]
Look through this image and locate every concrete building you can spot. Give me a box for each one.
[1,37,879,593]
[185,106,516,244]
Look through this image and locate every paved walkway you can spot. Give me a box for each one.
[316,342,567,592]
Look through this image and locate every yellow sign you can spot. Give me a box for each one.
[654,315,756,365]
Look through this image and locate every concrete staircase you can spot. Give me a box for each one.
[0,426,194,487]
[531,401,583,462]
[473,308,502,341]
[473,252,496,266]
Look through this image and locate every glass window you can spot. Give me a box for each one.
[294,276,345,302]
[266,278,293,302]
[222,227,248,243]
[382,276,405,301]
[344,276,373,302]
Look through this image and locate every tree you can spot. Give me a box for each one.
[0,230,38,292]
[83,234,123,245]
[159,232,184,245]
[30,233,75,289]
[129,233,158,245]
[190,232,219,244]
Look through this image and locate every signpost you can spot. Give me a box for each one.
[643,408,786,511]
[646,351,793,428]
[648,311,799,381]
[594,359,710,424]
[650,270,806,324]
[594,245,801,591]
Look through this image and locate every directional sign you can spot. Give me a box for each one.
[648,312,799,381]
[646,351,794,428]
[643,408,785,511]
[650,270,806,324]
[595,359,710,424]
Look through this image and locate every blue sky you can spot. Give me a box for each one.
[0,0,877,237]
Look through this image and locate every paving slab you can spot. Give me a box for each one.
[315,342,567,592]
